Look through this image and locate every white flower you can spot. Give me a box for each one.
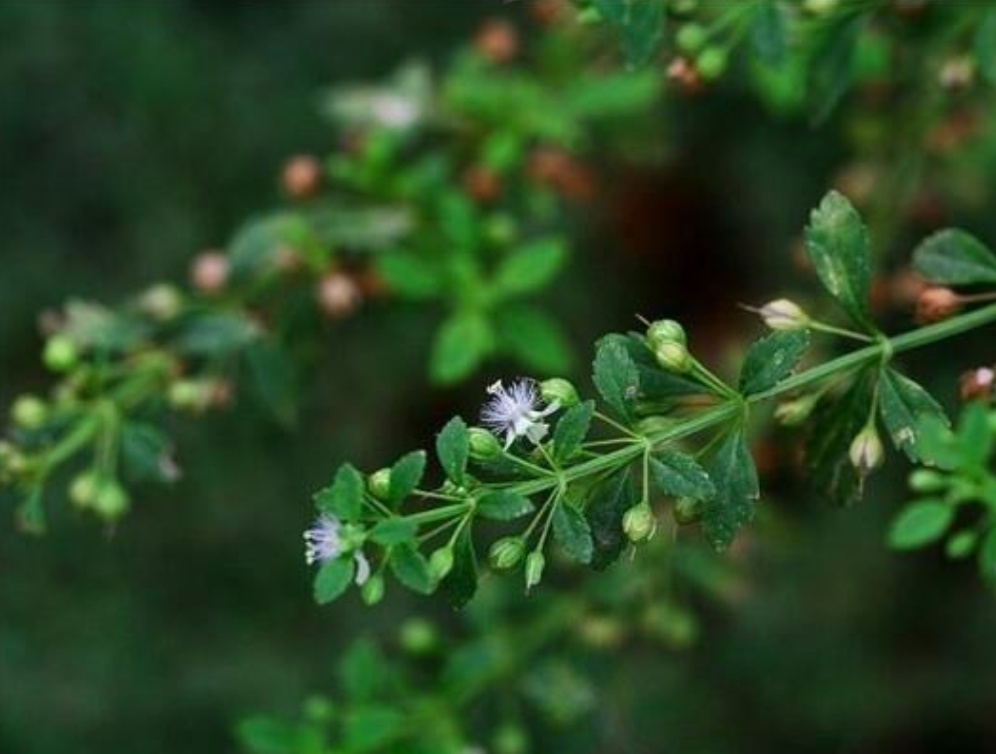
[303,514,370,585]
[480,378,558,450]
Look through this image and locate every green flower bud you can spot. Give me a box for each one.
[492,723,529,754]
[578,614,625,649]
[623,503,656,542]
[302,696,335,724]
[849,423,884,474]
[759,298,810,331]
[909,469,948,494]
[167,380,210,412]
[69,471,101,509]
[469,427,503,459]
[673,497,703,525]
[360,574,385,605]
[43,335,79,373]
[489,536,526,570]
[139,283,184,321]
[484,214,518,246]
[525,550,546,591]
[540,377,580,408]
[946,530,978,560]
[399,618,438,655]
[429,546,455,581]
[676,23,707,54]
[696,46,728,81]
[94,479,130,519]
[654,341,693,374]
[774,394,820,427]
[11,395,48,430]
[367,468,392,500]
[646,318,686,348]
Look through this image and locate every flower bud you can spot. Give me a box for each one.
[468,427,503,459]
[316,272,362,319]
[774,394,820,427]
[654,341,693,374]
[360,574,385,605]
[281,154,323,199]
[138,283,184,321]
[646,318,686,348]
[11,395,48,430]
[367,468,392,500]
[475,19,519,64]
[168,380,211,413]
[540,378,579,408]
[525,550,546,591]
[959,366,994,402]
[484,214,518,246]
[462,165,502,203]
[489,536,526,570]
[673,497,703,525]
[399,618,438,654]
[758,299,810,331]
[69,471,101,508]
[190,251,230,295]
[43,335,79,373]
[492,723,529,754]
[676,23,707,54]
[849,423,885,474]
[94,479,130,520]
[909,469,947,493]
[429,546,455,581]
[916,287,962,324]
[623,503,656,542]
[696,46,728,81]
[666,57,704,95]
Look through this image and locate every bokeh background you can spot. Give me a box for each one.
[2,1,996,753]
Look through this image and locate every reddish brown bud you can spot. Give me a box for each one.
[915,286,962,324]
[191,251,230,295]
[316,272,362,319]
[462,165,502,203]
[888,269,928,309]
[960,366,995,403]
[666,57,704,95]
[282,154,323,200]
[527,147,594,201]
[475,19,519,65]
[530,0,569,26]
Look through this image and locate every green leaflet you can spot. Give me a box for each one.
[439,527,478,609]
[493,237,566,297]
[592,335,640,420]
[585,467,636,569]
[244,340,297,426]
[750,2,787,66]
[806,369,875,506]
[430,311,493,384]
[314,558,355,605]
[314,463,364,520]
[807,13,864,124]
[739,330,810,396]
[436,416,469,485]
[887,500,953,551]
[553,401,594,462]
[649,450,716,502]
[476,490,535,521]
[804,190,875,332]
[376,251,445,300]
[702,427,759,551]
[912,229,996,286]
[389,451,426,505]
[389,544,434,595]
[495,304,573,375]
[553,503,594,564]
[369,518,418,547]
[878,368,948,463]
[591,0,666,68]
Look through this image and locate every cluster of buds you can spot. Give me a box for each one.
[526,147,594,201]
[646,318,693,374]
[69,471,131,520]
